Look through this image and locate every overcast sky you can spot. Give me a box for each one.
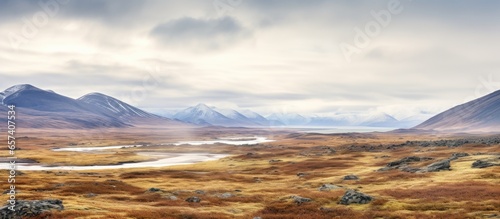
[1,0,499,118]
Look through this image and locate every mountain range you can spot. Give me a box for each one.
[170,104,418,128]
[0,84,425,128]
[1,84,499,132]
[0,84,182,128]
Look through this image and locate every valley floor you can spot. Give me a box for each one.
[1,127,499,218]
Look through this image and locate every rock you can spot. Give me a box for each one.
[400,166,421,173]
[185,196,201,203]
[234,189,242,192]
[290,195,312,205]
[318,184,341,191]
[343,175,359,180]
[377,166,394,172]
[269,159,282,163]
[147,187,162,192]
[387,156,433,167]
[84,193,97,198]
[425,159,451,172]
[253,217,262,219]
[219,192,233,198]
[452,152,470,157]
[450,152,470,160]
[472,159,500,168]
[296,172,308,178]
[339,190,372,205]
[0,199,64,218]
[194,190,205,195]
[167,195,178,201]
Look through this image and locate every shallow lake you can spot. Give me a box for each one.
[0,136,273,170]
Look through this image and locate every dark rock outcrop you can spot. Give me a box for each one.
[296,172,308,178]
[147,187,162,192]
[379,156,434,172]
[194,190,205,195]
[0,199,64,219]
[387,156,433,167]
[185,196,201,203]
[400,166,421,173]
[425,159,451,172]
[472,158,500,168]
[339,190,372,205]
[450,152,470,160]
[343,175,359,180]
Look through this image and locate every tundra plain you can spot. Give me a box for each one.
[2,127,499,219]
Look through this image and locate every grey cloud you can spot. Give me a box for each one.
[150,16,251,50]
[199,90,309,101]
[0,0,141,21]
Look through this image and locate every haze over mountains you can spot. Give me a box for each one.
[2,84,499,132]
[132,103,418,128]
[0,84,426,129]
[170,104,420,128]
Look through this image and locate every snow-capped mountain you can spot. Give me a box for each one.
[266,113,309,126]
[240,109,270,126]
[356,112,399,127]
[0,84,127,128]
[212,107,261,126]
[0,84,430,129]
[1,84,100,113]
[173,103,237,126]
[78,92,161,120]
[307,115,351,127]
[173,104,273,127]
[182,103,424,128]
[0,84,184,128]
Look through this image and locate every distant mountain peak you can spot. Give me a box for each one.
[5,84,39,91]
[79,92,159,119]
[2,84,41,96]
[78,92,117,102]
[82,92,107,97]
[194,103,211,109]
[1,84,47,105]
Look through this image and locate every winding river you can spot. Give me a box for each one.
[0,136,273,171]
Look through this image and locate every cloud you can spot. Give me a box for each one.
[0,0,499,118]
[150,16,251,51]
